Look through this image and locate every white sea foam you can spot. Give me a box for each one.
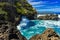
[31,20,60,28]
[17,20,60,30]
[17,24,21,30]
[58,15,60,18]
[44,20,60,28]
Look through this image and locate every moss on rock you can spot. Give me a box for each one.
[0,0,37,24]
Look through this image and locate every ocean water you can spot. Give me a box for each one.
[17,18,60,40]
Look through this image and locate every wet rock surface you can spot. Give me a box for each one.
[30,28,60,40]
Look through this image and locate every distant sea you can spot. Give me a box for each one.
[17,20,60,40]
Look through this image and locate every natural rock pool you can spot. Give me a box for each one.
[17,18,60,40]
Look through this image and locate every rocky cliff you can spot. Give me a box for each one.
[0,21,27,40]
[0,0,37,25]
[0,0,37,40]
[30,28,60,40]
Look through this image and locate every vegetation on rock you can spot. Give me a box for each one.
[0,0,37,40]
[0,0,37,25]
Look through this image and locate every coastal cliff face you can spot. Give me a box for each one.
[30,28,60,40]
[0,21,27,40]
[0,0,37,40]
[0,0,37,25]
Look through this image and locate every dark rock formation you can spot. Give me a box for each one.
[37,14,58,20]
[30,28,60,40]
[0,21,27,40]
[0,0,37,40]
[0,0,37,25]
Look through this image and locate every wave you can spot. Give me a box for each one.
[17,20,60,40]
[31,20,60,28]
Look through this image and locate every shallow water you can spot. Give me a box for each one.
[17,20,60,40]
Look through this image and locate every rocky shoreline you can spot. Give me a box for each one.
[0,0,37,40]
[30,28,60,40]
[37,14,58,20]
[0,0,60,40]
[0,21,60,40]
[0,21,27,40]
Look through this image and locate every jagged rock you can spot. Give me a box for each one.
[0,21,27,40]
[37,14,58,20]
[30,28,60,40]
[0,0,37,26]
[29,34,41,40]
[0,0,37,40]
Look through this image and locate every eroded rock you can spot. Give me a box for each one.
[0,21,27,40]
[30,28,60,40]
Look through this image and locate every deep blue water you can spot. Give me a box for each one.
[17,18,60,40]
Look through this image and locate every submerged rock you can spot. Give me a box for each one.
[30,28,60,40]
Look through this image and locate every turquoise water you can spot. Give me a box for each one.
[17,19,60,40]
